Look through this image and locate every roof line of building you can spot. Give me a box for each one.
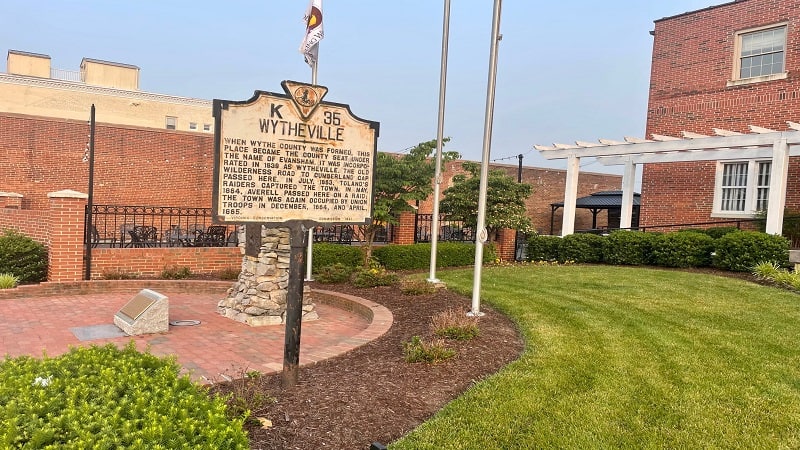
[0,73,211,107]
[654,0,743,23]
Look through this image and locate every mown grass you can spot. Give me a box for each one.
[392,265,800,449]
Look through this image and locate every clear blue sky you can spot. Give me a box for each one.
[2,1,716,173]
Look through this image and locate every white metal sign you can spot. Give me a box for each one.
[212,81,378,224]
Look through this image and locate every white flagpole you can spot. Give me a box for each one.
[428,0,451,284]
[469,0,503,317]
[305,54,319,282]
[304,0,321,282]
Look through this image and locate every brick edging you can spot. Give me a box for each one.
[0,280,234,299]
[310,288,394,354]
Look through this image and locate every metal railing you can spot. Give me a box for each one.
[86,204,239,248]
[414,214,474,243]
[312,223,393,244]
[50,68,82,82]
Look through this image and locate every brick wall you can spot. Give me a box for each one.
[644,0,800,227]
[0,113,214,210]
[0,208,49,244]
[90,247,242,279]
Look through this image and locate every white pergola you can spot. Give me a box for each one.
[535,122,800,236]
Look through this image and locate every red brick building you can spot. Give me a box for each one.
[642,0,800,226]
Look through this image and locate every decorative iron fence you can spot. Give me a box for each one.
[414,214,474,243]
[85,205,240,248]
[312,223,393,244]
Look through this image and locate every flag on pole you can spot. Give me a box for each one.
[300,0,324,68]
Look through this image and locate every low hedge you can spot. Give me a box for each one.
[0,343,248,448]
[650,231,715,268]
[603,231,660,266]
[558,233,605,263]
[311,243,363,272]
[373,242,497,271]
[713,231,789,272]
[0,230,47,284]
[526,235,562,262]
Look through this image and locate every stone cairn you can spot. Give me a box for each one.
[218,226,317,326]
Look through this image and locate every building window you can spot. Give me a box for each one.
[189,122,197,130]
[714,160,771,216]
[203,123,212,132]
[165,116,177,130]
[729,24,787,86]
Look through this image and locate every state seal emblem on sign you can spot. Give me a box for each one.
[284,80,328,120]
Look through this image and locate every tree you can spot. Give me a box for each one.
[360,138,458,264]
[439,161,533,241]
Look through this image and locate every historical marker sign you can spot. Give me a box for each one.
[212,81,379,225]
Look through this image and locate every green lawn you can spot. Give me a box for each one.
[392,265,800,449]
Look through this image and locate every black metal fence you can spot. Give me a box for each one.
[312,223,393,244]
[414,214,474,243]
[86,205,240,248]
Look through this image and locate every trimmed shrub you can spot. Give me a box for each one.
[373,242,496,271]
[713,231,790,272]
[558,233,605,263]
[650,231,715,268]
[603,230,660,266]
[0,343,248,448]
[0,230,47,284]
[314,263,354,284]
[312,243,363,272]
[702,226,740,239]
[526,235,562,262]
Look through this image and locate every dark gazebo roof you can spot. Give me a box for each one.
[551,191,640,209]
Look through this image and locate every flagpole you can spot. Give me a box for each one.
[428,0,451,284]
[469,0,503,317]
[305,56,319,282]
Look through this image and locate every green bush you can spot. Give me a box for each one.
[558,233,605,263]
[0,273,19,289]
[650,231,715,268]
[403,336,455,363]
[312,243,363,272]
[399,278,438,295]
[373,242,496,271]
[603,231,660,266]
[314,263,354,284]
[526,235,562,262]
[0,230,47,284]
[160,265,191,279]
[702,226,740,239]
[0,343,248,449]
[713,231,790,272]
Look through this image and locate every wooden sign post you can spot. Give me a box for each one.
[212,81,378,387]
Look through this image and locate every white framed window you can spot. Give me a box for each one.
[203,123,212,132]
[713,160,771,216]
[728,24,788,86]
[189,122,197,130]
[165,116,177,130]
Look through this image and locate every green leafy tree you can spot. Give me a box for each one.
[440,161,533,241]
[361,139,458,264]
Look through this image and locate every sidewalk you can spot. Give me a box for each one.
[0,289,390,383]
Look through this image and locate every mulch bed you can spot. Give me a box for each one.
[212,281,525,450]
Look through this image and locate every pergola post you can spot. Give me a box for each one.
[620,159,636,229]
[766,138,789,235]
[561,154,580,236]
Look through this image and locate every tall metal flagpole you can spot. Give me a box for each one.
[470,0,503,317]
[305,41,319,282]
[428,0,451,283]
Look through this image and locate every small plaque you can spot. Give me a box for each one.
[118,292,156,322]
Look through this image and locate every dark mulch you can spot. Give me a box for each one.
[212,281,525,450]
